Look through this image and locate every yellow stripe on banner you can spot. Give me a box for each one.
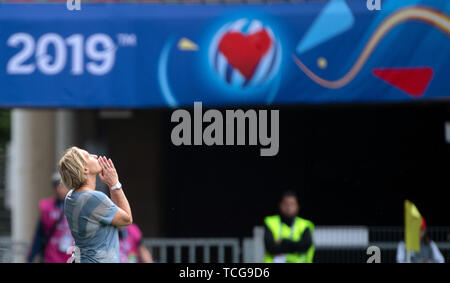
[293,7,450,89]
[178,37,199,51]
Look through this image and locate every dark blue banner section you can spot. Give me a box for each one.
[0,0,449,108]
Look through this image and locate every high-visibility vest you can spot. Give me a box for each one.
[264,215,315,263]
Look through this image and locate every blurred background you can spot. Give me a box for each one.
[0,0,449,263]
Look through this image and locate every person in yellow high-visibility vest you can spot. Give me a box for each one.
[264,191,315,263]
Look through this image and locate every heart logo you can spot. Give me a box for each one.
[218,30,272,81]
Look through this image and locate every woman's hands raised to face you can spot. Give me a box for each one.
[98,156,119,188]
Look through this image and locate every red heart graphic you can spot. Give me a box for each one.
[218,30,272,80]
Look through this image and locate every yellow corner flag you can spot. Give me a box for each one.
[404,200,422,252]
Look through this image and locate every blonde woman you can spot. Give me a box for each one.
[58,146,132,263]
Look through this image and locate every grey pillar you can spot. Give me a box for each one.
[10,109,55,262]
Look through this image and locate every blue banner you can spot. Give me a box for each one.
[0,0,449,108]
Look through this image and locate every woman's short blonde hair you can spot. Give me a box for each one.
[58,146,87,190]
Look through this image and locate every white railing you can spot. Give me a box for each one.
[0,237,28,263]
[1,226,449,263]
[143,238,240,263]
[242,226,450,263]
